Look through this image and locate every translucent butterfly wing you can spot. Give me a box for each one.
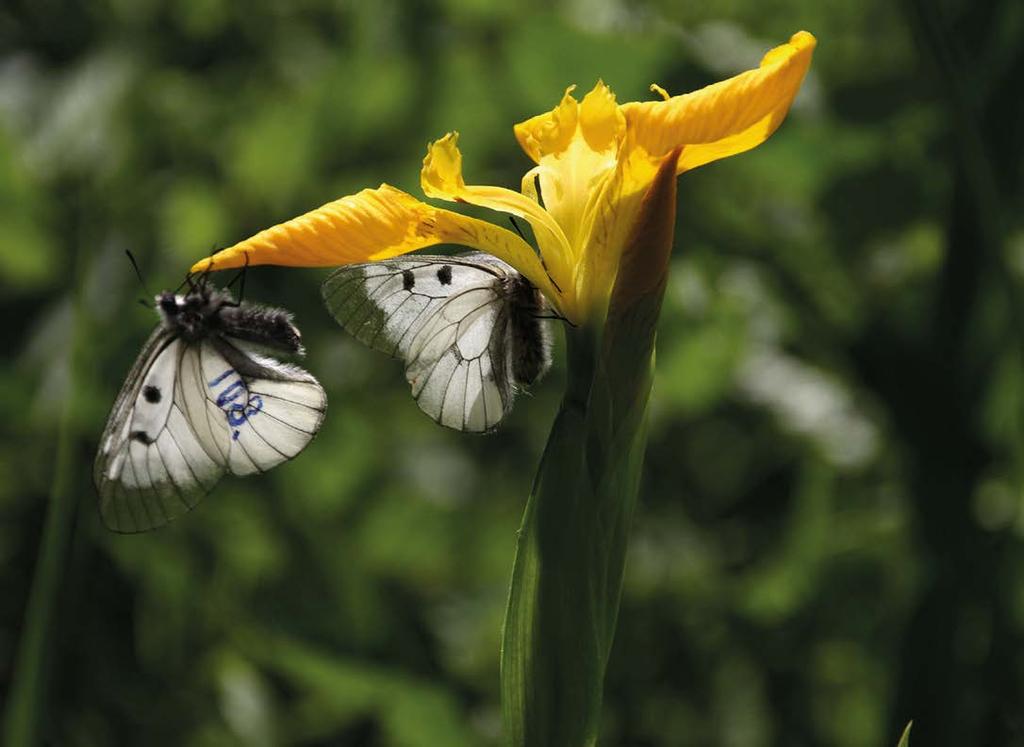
[95,331,221,532]
[323,256,514,432]
[322,256,503,357]
[182,339,327,477]
[405,285,511,431]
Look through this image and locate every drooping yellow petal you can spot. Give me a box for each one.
[620,31,816,173]
[190,186,436,271]
[421,133,573,295]
[433,210,564,315]
[519,167,573,304]
[189,184,563,313]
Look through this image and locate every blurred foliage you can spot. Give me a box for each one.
[2,0,1023,745]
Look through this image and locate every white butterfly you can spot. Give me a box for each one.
[322,252,551,433]
[94,281,327,532]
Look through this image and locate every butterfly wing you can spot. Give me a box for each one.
[180,337,327,477]
[95,332,326,533]
[94,330,223,532]
[322,255,515,432]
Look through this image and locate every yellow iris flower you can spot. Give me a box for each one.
[192,31,816,324]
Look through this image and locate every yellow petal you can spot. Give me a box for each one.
[190,185,441,271]
[571,145,658,313]
[513,86,579,163]
[525,128,622,287]
[581,80,626,152]
[420,131,467,197]
[620,31,816,173]
[191,185,439,271]
[520,167,573,305]
[578,81,625,153]
[421,133,573,294]
[189,185,562,313]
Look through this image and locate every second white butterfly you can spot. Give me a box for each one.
[322,253,551,432]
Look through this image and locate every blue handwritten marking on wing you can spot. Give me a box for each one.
[209,368,263,438]
[208,368,236,387]
[227,395,264,440]
[215,380,247,408]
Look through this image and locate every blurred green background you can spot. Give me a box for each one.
[3,0,1023,745]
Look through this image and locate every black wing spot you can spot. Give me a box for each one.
[402,269,415,291]
[131,430,155,445]
[437,265,452,285]
[143,385,162,403]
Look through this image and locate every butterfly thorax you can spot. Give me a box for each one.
[156,287,233,343]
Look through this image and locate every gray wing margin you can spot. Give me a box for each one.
[93,327,223,533]
[93,326,176,492]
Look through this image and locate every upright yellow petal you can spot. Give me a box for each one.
[513,87,579,163]
[620,31,816,173]
[527,128,621,278]
[571,144,659,313]
[578,81,625,153]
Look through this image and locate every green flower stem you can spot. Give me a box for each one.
[501,152,679,747]
[4,262,87,747]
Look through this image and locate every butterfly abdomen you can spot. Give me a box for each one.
[216,304,305,355]
[504,275,552,386]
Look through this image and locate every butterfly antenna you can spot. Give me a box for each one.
[533,311,576,327]
[225,252,250,302]
[125,250,152,296]
[509,215,527,241]
[199,254,215,287]
[509,216,564,294]
[542,263,562,293]
[534,296,576,327]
